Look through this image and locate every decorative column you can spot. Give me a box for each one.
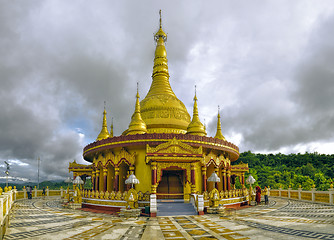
[222,169,226,191]
[227,170,231,190]
[201,166,207,193]
[95,171,100,192]
[214,167,219,189]
[191,163,196,194]
[103,168,108,192]
[92,171,96,191]
[151,162,157,194]
[241,173,245,185]
[114,167,119,192]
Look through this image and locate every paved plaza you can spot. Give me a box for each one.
[4,197,334,239]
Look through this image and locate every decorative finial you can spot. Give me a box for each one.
[159,10,162,28]
[136,82,139,98]
[194,85,197,101]
[214,105,226,140]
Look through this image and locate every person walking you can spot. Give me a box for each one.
[255,186,261,205]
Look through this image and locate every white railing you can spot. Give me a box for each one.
[0,188,17,239]
[270,186,334,205]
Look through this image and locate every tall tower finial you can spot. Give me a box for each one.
[126,84,147,135]
[159,10,162,28]
[215,105,226,141]
[96,105,110,141]
[186,89,206,136]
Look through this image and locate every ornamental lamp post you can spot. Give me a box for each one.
[4,161,10,188]
[65,177,73,187]
[73,176,84,188]
[207,172,221,190]
[125,173,140,189]
[246,174,256,205]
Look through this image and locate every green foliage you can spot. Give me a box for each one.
[234,151,334,190]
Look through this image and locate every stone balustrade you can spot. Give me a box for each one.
[270,186,334,205]
[0,187,17,239]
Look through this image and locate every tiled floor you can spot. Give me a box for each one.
[4,197,334,239]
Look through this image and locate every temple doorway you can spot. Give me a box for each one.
[157,170,184,199]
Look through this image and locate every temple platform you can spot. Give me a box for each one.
[4,196,334,239]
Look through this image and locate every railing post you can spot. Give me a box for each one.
[311,186,316,202]
[150,194,157,217]
[298,185,302,200]
[46,187,49,197]
[23,187,27,199]
[0,197,3,224]
[329,185,333,205]
[279,187,282,197]
[197,195,204,215]
[288,187,291,199]
[34,186,38,198]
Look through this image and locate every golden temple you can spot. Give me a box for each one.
[69,11,249,215]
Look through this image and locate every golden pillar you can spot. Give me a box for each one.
[103,168,108,192]
[227,169,231,191]
[151,162,157,193]
[95,171,100,192]
[191,163,196,194]
[222,169,226,191]
[114,167,119,192]
[201,166,207,193]
[215,167,219,189]
[92,170,96,191]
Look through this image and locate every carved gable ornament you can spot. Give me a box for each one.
[115,148,136,167]
[203,151,226,167]
[147,137,202,155]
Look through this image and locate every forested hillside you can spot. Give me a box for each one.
[233,151,334,190]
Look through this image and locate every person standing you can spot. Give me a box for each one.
[42,187,46,198]
[255,186,261,205]
[263,186,269,204]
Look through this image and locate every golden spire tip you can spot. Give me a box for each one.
[159,10,162,28]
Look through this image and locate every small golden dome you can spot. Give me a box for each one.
[215,107,226,141]
[126,89,148,135]
[187,90,206,136]
[96,108,110,141]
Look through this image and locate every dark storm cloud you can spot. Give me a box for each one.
[1,1,334,182]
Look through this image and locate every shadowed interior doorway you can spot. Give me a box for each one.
[157,170,184,199]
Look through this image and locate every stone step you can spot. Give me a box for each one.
[157,201,197,216]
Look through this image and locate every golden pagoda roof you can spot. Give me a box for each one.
[96,108,110,141]
[187,90,206,136]
[214,107,226,141]
[125,88,148,135]
[140,10,191,134]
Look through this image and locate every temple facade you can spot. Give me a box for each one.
[69,12,249,213]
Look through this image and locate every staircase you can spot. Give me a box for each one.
[157,199,197,216]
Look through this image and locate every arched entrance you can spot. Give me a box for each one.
[157,169,184,199]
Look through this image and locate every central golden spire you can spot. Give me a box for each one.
[140,10,191,134]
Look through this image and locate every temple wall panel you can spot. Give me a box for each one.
[132,148,151,193]
[194,161,202,193]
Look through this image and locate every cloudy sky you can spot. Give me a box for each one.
[1,1,334,182]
